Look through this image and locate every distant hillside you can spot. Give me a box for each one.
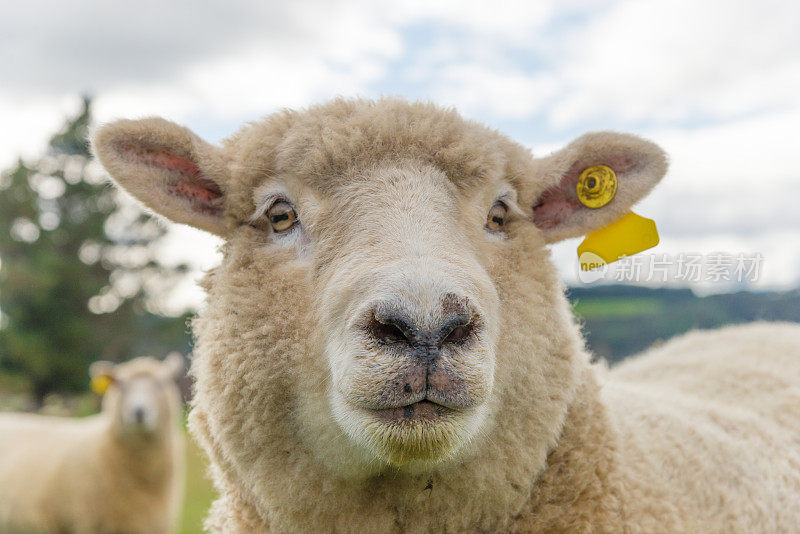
[566,285,800,363]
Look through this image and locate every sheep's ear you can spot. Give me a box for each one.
[163,351,185,380]
[89,361,116,395]
[89,360,116,379]
[93,118,230,236]
[528,132,667,243]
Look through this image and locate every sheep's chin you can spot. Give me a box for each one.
[330,394,488,467]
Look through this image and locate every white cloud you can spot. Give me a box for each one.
[0,96,84,169]
[651,106,800,190]
[383,0,561,41]
[428,64,558,118]
[0,1,294,96]
[2,0,798,307]
[550,0,800,126]
[380,0,800,130]
[0,0,404,166]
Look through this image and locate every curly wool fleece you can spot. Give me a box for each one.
[94,98,800,533]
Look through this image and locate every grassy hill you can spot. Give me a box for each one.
[568,285,800,363]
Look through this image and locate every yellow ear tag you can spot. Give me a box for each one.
[578,212,659,270]
[577,165,617,208]
[91,374,112,395]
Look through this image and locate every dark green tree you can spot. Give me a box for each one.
[0,97,192,406]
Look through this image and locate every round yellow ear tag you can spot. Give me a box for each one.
[577,165,617,208]
[91,374,112,395]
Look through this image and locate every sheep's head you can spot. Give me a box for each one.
[94,99,666,474]
[89,354,184,440]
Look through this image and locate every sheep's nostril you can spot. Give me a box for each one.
[364,300,479,351]
[367,313,414,345]
[440,316,474,347]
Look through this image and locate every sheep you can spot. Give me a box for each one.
[93,98,800,533]
[0,354,186,534]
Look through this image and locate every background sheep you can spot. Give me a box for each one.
[0,354,186,534]
[94,98,800,532]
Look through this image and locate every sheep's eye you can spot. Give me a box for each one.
[486,201,508,232]
[266,201,297,232]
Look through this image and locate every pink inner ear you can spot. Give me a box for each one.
[118,143,223,216]
[532,187,581,229]
[170,179,223,212]
[532,155,634,229]
[149,150,204,179]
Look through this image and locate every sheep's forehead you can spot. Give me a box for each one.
[114,357,164,380]
[226,98,532,198]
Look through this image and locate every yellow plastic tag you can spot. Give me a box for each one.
[577,165,617,208]
[578,211,659,270]
[90,374,112,395]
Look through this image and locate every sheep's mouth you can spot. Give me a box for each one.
[370,400,457,424]
[335,394,488,465]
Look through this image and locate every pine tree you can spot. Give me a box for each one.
[0,97,191,406]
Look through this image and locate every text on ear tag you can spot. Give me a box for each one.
[577,211,659,270]
[577,165,617,208]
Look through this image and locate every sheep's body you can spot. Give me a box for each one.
[0,357,184,534]
[191,320,800,533]
[93,98,800,532]
[603,322,800,532]
[0,414,182,533]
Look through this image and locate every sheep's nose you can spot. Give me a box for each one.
[365,296,476,350]
[134,407,145,424]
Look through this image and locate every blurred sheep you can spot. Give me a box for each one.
[0,354,186,533]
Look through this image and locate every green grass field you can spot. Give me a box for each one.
[572,296,663,319]
[180,434,217,534]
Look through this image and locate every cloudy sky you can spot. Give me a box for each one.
[2,0,799,308]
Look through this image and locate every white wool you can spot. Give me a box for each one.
[92,98,800,532]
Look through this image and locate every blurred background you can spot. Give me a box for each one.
[1,0,799,531]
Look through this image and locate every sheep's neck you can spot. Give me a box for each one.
[509,368,625,531]
[216,367,624,533]
[100,426,178,489]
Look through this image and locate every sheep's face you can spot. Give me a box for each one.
[89,355,183,440]
[291,161,505,465]
[95,99,666,474]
